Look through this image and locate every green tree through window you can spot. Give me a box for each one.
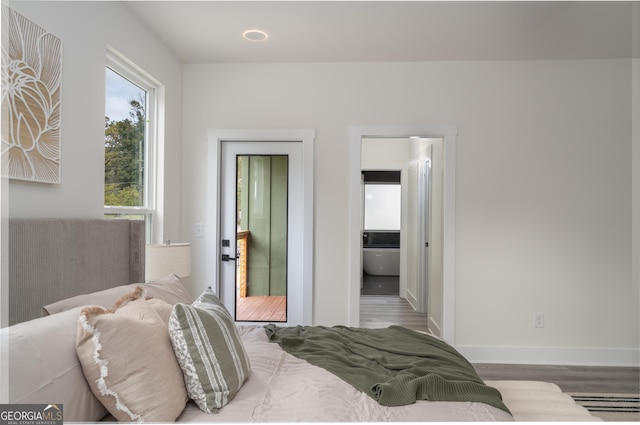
[104,97,146,206]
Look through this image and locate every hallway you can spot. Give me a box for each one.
[359,295,428,333]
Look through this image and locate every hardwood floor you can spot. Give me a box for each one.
[360,295,639,395]
[236,296,286,322]
[360,295,428,333]
[474,363,640,394]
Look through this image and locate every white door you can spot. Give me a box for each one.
[217,137,311,325]
[417,157,431,313]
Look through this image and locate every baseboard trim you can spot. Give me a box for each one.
[457,345,640,367]
[405,291,418,311]
[428,316,442,338]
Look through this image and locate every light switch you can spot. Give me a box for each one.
[194,223,204,238]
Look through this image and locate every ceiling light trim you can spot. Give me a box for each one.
[242,29,269,42]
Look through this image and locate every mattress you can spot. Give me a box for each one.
[177,325,514,422]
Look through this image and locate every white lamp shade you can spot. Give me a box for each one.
[145,243,192,281]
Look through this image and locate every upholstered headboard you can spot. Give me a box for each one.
[7,218,145,325]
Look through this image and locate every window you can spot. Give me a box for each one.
[364,183,401,230]
[104,51,159,242]
[362,171,402,231]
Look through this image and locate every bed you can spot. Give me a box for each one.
[1,218,598,422]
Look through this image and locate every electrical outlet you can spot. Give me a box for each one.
[534,313,545,328]
[194,223,204,238]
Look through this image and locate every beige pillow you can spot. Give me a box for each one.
[144,273,195,305]
[43,273,194,316]
[42,285,134,316]
[76,286,188,422]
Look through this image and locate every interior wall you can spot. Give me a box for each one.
[4,1,184,243]
[183,59,636,365]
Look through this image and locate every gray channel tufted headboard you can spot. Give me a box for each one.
[7,218,145,326]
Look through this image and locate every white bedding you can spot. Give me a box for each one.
[177,325,513,422]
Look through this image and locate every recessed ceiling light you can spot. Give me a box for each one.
[242,29,269,42]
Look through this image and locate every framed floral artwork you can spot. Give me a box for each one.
[1,5,62,184]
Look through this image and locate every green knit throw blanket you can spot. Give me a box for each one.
[264,324,510,414]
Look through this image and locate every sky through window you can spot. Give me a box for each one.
[105,68,145,122]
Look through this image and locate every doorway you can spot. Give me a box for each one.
[206,129,315,326]
[359,137,435,331]
[349,126,457,343]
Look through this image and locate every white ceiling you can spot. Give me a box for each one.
[124,1,636,64]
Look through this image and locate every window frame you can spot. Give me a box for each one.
[104,49,160,243]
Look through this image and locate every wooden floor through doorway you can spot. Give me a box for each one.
[236,296,286,322]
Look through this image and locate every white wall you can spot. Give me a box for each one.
[183,59,637,365]
[4,1,184,243]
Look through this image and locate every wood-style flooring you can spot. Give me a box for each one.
[474,363,639,394]
[236,295,286,322]
[360,295,639,395]
[360,295,429,333]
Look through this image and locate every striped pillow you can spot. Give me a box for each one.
[168,288,251,413]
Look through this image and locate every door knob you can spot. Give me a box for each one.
[221,254,237,262]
